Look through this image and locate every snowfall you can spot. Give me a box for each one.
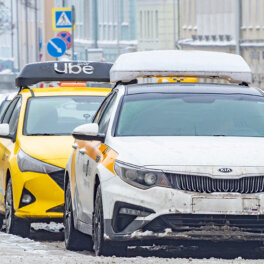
[0,223,264,264]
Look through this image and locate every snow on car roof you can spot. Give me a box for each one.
[110,50,253,84]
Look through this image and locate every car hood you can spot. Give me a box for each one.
[19,135,74,168]
[110,136,264,175]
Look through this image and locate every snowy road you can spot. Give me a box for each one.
[1,223,264,264]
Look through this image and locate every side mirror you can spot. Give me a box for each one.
[0,123,10,137]
[72,123,105,141]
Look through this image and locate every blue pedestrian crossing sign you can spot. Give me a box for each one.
[52,7,73,31]
[47,37,67,57]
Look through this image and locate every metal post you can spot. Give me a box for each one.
[35,0,38,62]
[117,0,120,55]
[16,0,20,71]
[25,0,29,63]
[235,0,241,55]
[173,0,176,49]
[10,0,14,71]
[177,0,180,49]
[93,0,98,48]
[71,5,75,60]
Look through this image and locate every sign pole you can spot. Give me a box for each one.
[71,5,75,60]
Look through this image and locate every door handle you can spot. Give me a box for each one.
[79,148,86,154]
[72,143,78,149]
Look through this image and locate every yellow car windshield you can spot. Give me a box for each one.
[23,96,104,136]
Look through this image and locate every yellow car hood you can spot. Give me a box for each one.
[20,136,74,168]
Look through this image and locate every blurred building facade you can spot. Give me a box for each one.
[179,0,264,89]
[137,0,179,51]
[57,0,137,62]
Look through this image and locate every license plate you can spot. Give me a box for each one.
[192,197,260,214]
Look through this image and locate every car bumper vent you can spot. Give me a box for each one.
[48,170,65,190]
[166,173,264,194]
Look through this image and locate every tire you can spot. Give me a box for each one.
[93,185,127,257]
[0,214,3,230]
[5,179,30,238]
[64,181,93,251]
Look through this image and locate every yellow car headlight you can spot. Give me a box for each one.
[17,149,62,174]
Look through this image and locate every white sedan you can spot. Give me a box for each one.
[64,51,264,256]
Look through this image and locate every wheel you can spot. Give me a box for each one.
[64,181,93,251]
[5,179,30,238]
[93,185,127,257]
[0,214,3,230]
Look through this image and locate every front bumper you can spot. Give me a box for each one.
[101,173,264,243]
[14,170,64,220]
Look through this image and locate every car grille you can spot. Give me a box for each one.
[166,173,264,194]
[48,170,65,190]
[143,214,264,234]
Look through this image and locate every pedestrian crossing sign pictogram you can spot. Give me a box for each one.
[52,8,74,31]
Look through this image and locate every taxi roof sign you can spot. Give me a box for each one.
[110,50,253,84]
[16,61,113,87]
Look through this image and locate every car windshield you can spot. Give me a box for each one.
[116,92,264,137]
[24,96,105,135]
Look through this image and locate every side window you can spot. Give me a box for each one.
[98,93,118,134]
[8,98,22,135]
[2,98,19,124]
[94,93,115,124]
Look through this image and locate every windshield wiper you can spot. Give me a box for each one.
[27,133,57,136]
[212,134,227,136]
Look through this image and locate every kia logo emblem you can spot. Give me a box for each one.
[218,168,232,173]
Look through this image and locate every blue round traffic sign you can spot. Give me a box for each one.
[47,37,67,58]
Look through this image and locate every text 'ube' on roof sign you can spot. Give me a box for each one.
[52,8,74,31]
[16,61,113,87]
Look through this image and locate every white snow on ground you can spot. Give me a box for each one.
[0,231,264,264]
[31,222,64,232]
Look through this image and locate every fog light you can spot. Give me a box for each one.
[119,207,151,217]
[144,172,157,185]
[21,194,32,204]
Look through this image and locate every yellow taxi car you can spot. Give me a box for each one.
[0,61,112,237]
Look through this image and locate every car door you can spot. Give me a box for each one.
[0,97,21,213]
[75,92,118,224]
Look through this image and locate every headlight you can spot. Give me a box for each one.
[17,149,62,174]
[114,160,171,189]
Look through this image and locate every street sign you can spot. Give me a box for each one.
[57,31,72,49]
[52,7,73,31]
[47,37,67,58]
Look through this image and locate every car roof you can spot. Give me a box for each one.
[19,86,111,98]
[124,83,263,97]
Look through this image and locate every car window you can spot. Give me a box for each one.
[24,96,105,136]
[2,97,19,124]
[98,93,117,134]
[8,98,22,136]
[94,92,115,123]
[0,100,11,120]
